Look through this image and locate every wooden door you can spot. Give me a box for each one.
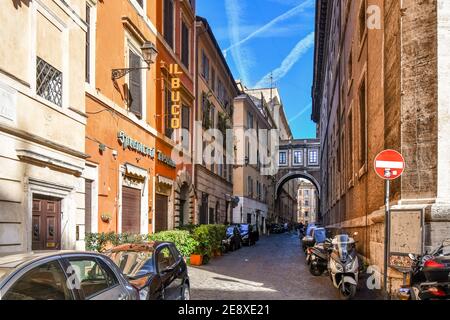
[155,194,168,232]
[32,196,61,250]
[122,186,141,234]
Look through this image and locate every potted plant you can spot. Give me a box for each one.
[192,225,211,265]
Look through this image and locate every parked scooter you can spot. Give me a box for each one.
[328,233,359,300]
[308,238,333,276]
[398,239,450,300]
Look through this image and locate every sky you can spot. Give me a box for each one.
[197,0,317,139]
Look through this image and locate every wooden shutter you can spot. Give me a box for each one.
[122,187,141,234]
[85,180,92,234]
[155,194,168,232]
[182,105,190,130]
[181,22,189,68]
[129,51,142,118]
[165,86,173,138]
[164,0,174,47]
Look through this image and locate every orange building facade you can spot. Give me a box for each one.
[84,0,159,236]
[154,0,196,231]
[84,0,196,237]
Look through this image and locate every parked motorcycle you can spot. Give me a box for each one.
[398,239,450,300]
[308,238,333,276]
[328,233,359,300]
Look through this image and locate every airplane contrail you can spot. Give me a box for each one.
[255,32,315,88]
[225,0,252,84]
[223,0,314,55]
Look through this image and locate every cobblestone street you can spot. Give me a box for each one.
[188,233,340,300]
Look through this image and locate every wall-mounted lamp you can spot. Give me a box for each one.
[111,41,158,80]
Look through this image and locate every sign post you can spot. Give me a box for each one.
[374,150,405,298]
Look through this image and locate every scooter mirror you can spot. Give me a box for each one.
[408,253,416,260]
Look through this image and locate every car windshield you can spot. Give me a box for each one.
[107,250,154,278]
[240,225,249,232]
[0,268,12,281]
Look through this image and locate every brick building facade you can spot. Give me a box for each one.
[313,0,450,293]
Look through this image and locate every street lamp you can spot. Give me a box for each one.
[111,41,158,80]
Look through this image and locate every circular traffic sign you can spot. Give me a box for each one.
[374,149,405,180]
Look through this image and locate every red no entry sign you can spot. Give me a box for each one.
[374,149,405,180]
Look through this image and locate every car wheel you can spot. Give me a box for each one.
[181,283,190,300]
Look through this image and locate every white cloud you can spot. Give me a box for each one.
[254,32,315,88]
[224,0,253,84]
[223,0,314,54]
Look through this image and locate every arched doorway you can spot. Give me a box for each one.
[274,171,321,224]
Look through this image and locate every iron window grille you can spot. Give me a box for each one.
[36,57,63,107]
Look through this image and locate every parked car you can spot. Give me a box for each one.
[270,223,284,234]
[0,251,138,300]
[105,242,190,300]
[223,226,242,252]
[239,224,256,246]
[302,225,326,252]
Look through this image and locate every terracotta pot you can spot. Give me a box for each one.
[190,254,203,266]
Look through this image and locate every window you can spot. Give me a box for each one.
[247,112,254,129]
[293,150,303,165]
[247,176,253,197]
[182,105,190,150]
[36,57,63,107]
[211,68,216,92]
[210,106,215,129]
[348,109,354,182]
[66,258,118,299]
[163,0,174,48]
[202,93,210,129]
[85,4,91,83]
[136,0,144,8]
[128,50,142,118]
[201,50,209,82]
[181,21,190,69]
[4,260,73,300]
[165,86,173,138]
[182,105,190,130]
[305,200,309,206]
[304,190,309,196]
[359,78,367,167]
[279,151,287,165]
[309,150,318,165]
[247,213,252,224]
[157,247,175,272]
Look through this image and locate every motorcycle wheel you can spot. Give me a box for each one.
[309,263,324,276]
[339,283,357,300]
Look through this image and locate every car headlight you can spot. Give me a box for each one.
[139,287,149,300]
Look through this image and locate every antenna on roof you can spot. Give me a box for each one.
[269,72,273,105]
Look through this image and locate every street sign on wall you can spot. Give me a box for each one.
[374,149,405,180]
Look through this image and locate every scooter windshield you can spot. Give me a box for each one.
[334,235,351,261]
